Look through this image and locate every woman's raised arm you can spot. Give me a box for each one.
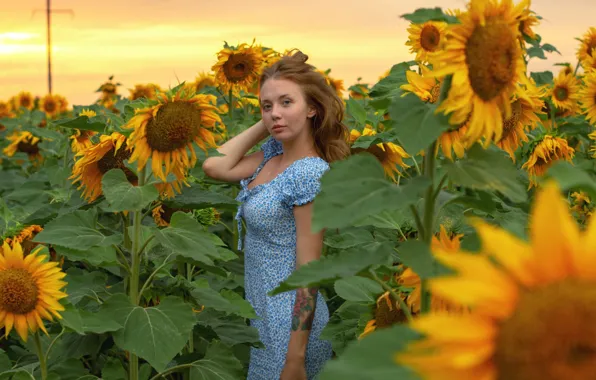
[202,119,269,182]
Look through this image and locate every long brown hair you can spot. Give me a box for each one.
[259,50,350,163]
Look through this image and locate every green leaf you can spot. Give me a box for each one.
[369,62,412,100]
[190,280,258,319]
[530,71,553,86]
[101,169,159,212]
[165,186,238,211]
[51,115,106,133]
[47,359,90,380]
[60,304,122,334]
[100,294,196,373]
[0,350,10,373]
[53,245,118,266]
[313,154,430,231]
[527,46,546,59]
[350,131,394,149]
[32,209,123,250]
[401,7,459,24]
[388,94,449,155]
[270,242,393,295]
[64,268,109,305]
[197,310,262,347]
[188,342,244,380]
[101,358,127,380]
[319,324,420,380]
[320,302,371,355]
[545,161,596,200]
[398,240,452,280]
[154,212,221,266]
[346,98,367,127]
[542,43,560,54]
[443,145,527,203]
[334,276,383,302]
[324,228,375,249]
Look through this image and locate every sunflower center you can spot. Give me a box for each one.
[97,147,132,175]
[145,102,199,152]
[0,268,39,314]
[502,99,523,137]
[374,296,407,328]
[20,97,32,108]
[44,100,57,113]
[465,21,517,101]
[495,279,596,380]
[223,53,253,82]
[367,144,389,165]
[420,24,441,52]
[429,83,442,104]
[554,86,570,101]
[17,139,40,155]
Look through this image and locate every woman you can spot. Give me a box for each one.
[202,51,350,380]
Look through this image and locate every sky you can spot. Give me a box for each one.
[0,0,594,106]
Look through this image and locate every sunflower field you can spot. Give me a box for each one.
[2,0,596,379]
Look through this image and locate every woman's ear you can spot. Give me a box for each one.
[307,108,316,118]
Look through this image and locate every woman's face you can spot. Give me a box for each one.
[260,78,316,142]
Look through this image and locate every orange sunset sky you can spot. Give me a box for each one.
[1,0,594,105]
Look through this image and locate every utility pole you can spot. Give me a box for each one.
[32,1,74,94]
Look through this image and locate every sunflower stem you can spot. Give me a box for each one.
[411,157,421,175]
[138,253,174,304]
[420,140,438,314]
[34,332,48,380]
[573,60,581,76]
[228,89,234,122]
[128,167,146,380]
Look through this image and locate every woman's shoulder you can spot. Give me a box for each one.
[288,156,329,180]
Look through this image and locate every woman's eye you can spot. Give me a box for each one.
[283,99,291,105]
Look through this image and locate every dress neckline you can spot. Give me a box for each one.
[245,156,324,192]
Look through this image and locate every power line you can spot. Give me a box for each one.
[32,1,74,94]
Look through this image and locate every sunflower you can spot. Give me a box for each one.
[522,135,575,188]
[570,191,593,223]
[123,89,221,187]
[349,83,369,100]
[0,242,67,341]
[431,0,529,147]
[398,225,467,315]
[152,204,188,227]
[0,101,14,119]
[400,66,469,160]
[400,66,442,103]
[405,21,447,63]
[581,51,596,73]
[349,125,410,181]
[517,8,539,41]
[497,80,545,160]
[70,132,135,203]
[129,83,162,101]
[318,70,345,99]
[212,42,264,93]
[397,183,596,379]
[359,291,409,339]
[551,70,581,112]
[39,94,64,119]
[192,72,216,93]
[3,131,42,161]
[579,71,596,126]
[15,91,34,111]
[2,225,43,254]
[577,27,596,63]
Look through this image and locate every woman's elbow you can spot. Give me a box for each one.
[201,159,219,179]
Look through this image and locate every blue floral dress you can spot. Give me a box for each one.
[235,137,333,380]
